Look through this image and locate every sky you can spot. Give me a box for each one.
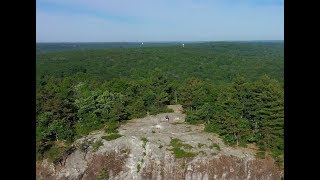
[36,0,284,42]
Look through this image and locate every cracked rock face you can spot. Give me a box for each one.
[36,105,283,180]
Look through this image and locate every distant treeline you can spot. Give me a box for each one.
[37,42,185,53]
[37,42,283,84]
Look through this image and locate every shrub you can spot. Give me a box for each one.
[45,144,67,163]
[104,122,119,133]
[75,114,103,136]
[148,105,172,115]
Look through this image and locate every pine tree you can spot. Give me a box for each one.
[252,75,284,154]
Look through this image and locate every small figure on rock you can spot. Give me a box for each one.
[165,115,169,122]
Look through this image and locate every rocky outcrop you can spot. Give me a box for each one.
[36,105,283,180]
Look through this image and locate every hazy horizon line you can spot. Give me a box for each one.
[37,40,284,43]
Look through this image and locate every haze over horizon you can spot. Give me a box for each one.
[37,0,284,42]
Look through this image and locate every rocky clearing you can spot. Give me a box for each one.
[36,105,283,180]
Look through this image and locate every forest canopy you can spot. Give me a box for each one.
[36,42,284,164]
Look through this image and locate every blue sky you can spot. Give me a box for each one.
[36,0,284,42]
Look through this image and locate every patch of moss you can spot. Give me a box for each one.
[170,147,196,158]
[97,168,109,180]
[170,138,193,150]
[209,143,221,151]
[197,143,206,148]
[137,164,141,172]
[169,138,196,158]
[256,151,266,159]
[92,139,103,152]
[101,133,122,141]
[141,137,148,149]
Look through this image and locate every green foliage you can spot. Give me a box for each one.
[253,75,284,157]
[101,134,122,141]
[97,168,109,180]
[74,114,102,136]
[205,121,220,132]
[78,139,93,152]
[44,144,68,163]
[141,137,148,149]
[170,147,197,158]
[136,164,141,172]
[37,42,283,84]
[75,90,126,124]
[256,151,266,159]
[168,138,196,158]
[36,42,283,162]
[275,155,284,169]
[197,143,206,148]
[203,76,283,159]
[169,138,193,150]
[48,119,75,141]
[36,69,173,158]
[104,122,120,134]
[127,98,147,119]
[92,139,103,152]
[209,143,221,151]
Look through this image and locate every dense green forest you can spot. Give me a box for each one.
[36,42,284,166]
[36,42,283,84]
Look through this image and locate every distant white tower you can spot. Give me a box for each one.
[142,42,144,45]
[182,43,184,47]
